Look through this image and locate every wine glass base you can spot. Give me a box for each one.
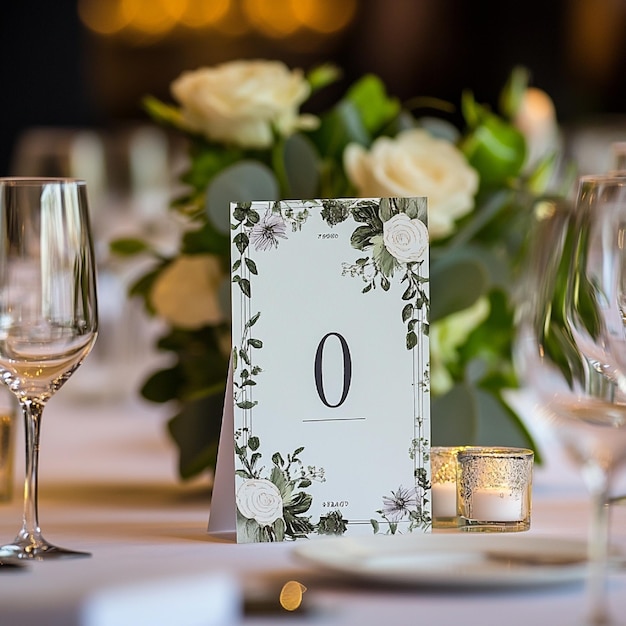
[0,539,91,561]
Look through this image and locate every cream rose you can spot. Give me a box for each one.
[236,479,284,526]
[382,213,428,264]
[344,129,479,240]
[150,254,224,329]
[171,60,318,148]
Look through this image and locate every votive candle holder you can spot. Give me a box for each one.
[431,446,466,528]
[456,447,533,532]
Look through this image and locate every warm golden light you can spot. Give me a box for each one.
[77,0,131,36]
[291,0,357,34]
[278,580,307,612]
[78,0,356,42]
[243,0,299,38]
[122,0,177,35]
[180,0,231,28]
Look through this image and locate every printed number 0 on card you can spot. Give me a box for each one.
[314,332,352,408]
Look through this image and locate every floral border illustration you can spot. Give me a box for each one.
[231,198,430,541]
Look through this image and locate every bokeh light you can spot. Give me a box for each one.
[78,0,356,43]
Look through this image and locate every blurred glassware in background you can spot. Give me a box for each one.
[0,385,16,502]
[8,125,183,402]
[611,141,626,174]
[563,117,626,175]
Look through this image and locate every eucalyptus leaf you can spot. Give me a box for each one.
[283,133,319,198]
[167,393,224,480]
[431,383,478,445]
[430,254,489,322]
[206,161,280,234]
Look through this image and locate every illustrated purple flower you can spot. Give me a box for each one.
[381,485,418,522]
[249,211,288,251]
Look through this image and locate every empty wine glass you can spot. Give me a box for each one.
[515,175,626,625]
[0,178,98,559]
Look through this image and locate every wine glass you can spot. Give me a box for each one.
[514,175,626,625]
[0,177,98,559]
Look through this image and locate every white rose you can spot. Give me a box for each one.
[150,254,224,329]
[382,213,428,264]
[236,479,284,526]
[344,129,479,240]
[171,60,319,148]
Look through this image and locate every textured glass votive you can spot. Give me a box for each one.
[456,447,533,532]
[431,446,465,528]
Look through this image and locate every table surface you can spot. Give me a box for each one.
[1,386,626,626]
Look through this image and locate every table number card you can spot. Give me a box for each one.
[208,197,431,542]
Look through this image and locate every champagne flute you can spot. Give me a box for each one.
[515,176,626,625]
[0,177,98,559]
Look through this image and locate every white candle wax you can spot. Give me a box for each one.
[469,487,523,522]
[432,481,457,518]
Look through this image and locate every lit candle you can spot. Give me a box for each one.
[432,481,457,518]
[469,487,523,522]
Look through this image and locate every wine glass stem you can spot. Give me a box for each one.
[19,398,44,544]
[586,475,611,625]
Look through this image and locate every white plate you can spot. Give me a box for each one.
[292,533,591,588]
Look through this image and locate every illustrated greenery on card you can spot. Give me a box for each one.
[230,197,430,541]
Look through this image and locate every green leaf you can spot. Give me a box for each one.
[345,74,401,135]
[402,304,413,323]
[310,100,370,161]
[431,383,478,445]
[246,312,261,327]
[206,160,280,233]
[248,436,260,451]
[182,222,230,257]
[233,232,249,254]
[142,95,185,130]
[306,63,342,93]
[110,238,150,256]
[283,133,320,198]
[128,266,162,307]
[499,65,530,119]
[236,400,258,410]
[406,331,417,350]
[461,103,526,186]
[238,278,251,297]
[141,366,184,403]
[244,257,258,275]
[429,253,489,322]
[182,146,243,195]
[167,393,224,480]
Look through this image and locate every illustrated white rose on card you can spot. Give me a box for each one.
[171,60,319,148]
[382,213,429,264]
[344,129,478,240]
[236,479,284,526]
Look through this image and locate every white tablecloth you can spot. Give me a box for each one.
[1,391,626,626]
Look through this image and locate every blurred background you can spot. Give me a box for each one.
[1,0,626,177]
[0,0,625,402]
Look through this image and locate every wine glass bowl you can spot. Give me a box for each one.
[515,176,626,624]
[0,177,98,559]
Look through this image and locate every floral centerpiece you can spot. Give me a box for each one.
[112,59,561,480]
